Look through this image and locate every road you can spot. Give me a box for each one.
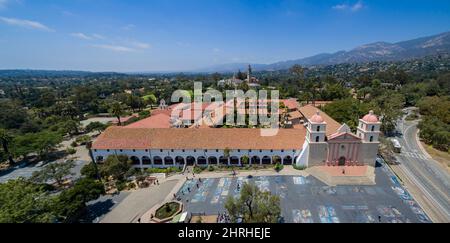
[392,108,450,222]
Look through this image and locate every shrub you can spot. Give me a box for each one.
[208,165,215,172]
[274,163,284,172]
[81,162,99,179]
[75,135,91,145]
[116,180,128,191]
[193,166,206,174]
[71,141,78,147]
[66,147,77,155]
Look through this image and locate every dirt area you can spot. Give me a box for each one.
[421,142,450,173]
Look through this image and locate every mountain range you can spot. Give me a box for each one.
[197,31,450,73]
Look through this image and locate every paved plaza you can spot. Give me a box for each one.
[176,164,431,223]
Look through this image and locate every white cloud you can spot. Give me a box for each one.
[121,24,136,31]
[71,32,93,40]
[332,1,365,12]
[71,32,106,40]
[351,1,364,12]
[332,4,348,10]
[0,16,54,31]
[130,40,151,49]
[92,44,135,52]
[92,34,105,40]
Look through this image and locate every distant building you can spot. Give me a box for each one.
[218,64,260,87]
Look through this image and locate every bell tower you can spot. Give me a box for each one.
[357,110,381,143]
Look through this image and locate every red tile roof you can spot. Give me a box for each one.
[125,113,171,128]
[298,105,341,136]
[93,126,306,150]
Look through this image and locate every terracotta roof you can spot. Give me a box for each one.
[281,99,299,110]
[93,126,306,150]
[362,110,379,123]
[298,105,341,136]
[288,111,302,120]
[125,113,171,128]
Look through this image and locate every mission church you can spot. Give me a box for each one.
[91,99,381,169]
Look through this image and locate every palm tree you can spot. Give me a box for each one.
[110,102,125,126]
[0,129,14,165]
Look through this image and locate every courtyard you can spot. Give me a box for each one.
[176,163,431,223]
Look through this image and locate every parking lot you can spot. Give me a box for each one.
[176,164,431,223]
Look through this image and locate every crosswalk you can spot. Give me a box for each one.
[399,151,429,160]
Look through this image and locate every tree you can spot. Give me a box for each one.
[225,183,281,223]
[0,128,14,165]
[99,155,132,180]
[81,162,99,180]
[56,178,105,222]
[0,179,57,223]
[109,102,125,126]
[370,92,405,135]
[323,98,370,131]
[31,160,76,187]
[85,121,107,135]
[143,94,157,108]
[223,147,232,159]
[13,131,63,160]
[241,155,249,166]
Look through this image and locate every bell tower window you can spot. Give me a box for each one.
[316,136,320,142]
[316,126,320,132]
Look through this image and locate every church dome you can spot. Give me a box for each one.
[362,110,379,123]
[310,111,325,123]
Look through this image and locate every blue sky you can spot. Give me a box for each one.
[0,0,449,72]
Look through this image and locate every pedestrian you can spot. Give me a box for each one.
[378,216,382,223]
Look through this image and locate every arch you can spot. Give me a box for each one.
[316,136,320,142]
[371,126,375,132]
[251,156,261,165]
[370,136,374,142]
[283,156,293,165]
[175,156,185,165]
[272,156,282,164]
[130,156,140,165]
[153,156,163,165]
[95,156,104,163]
[164,156,174,165]
[219,156,229,165]
[186,156,196,166]
[197,156,207,165]
[230,156,240,165]
[208,157,218,165]
[262,156,271,165]
[142,156,151,165]
[316,126,320,132]
[338,156,346,166]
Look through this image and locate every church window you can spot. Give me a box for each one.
[316,126,320,132]
[370,136,374,142]
[316,136,320,142]
[371,126,375,132]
